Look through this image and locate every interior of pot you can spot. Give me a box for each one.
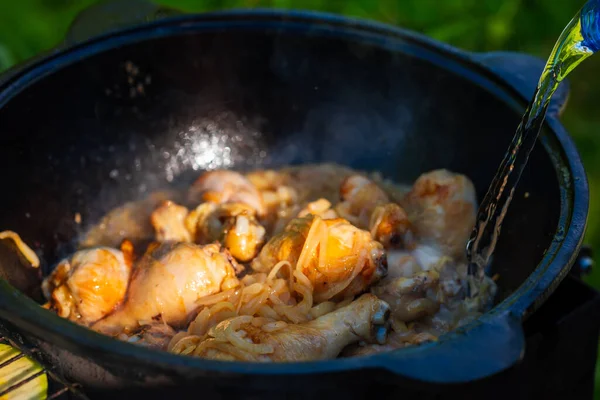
[0,21,561,309]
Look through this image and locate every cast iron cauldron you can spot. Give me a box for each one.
[0,1,589,398]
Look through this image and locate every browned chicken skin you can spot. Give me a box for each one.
[336,175,414,249]
[42,247,132,325]
[403,169,477,259]
[151,170,269,263]
[91,242,240,335]
[151,201,192,243]
[183,293,390,362]
[188,170,266,216]
[151,201,266,262]
[369,203,414,249]
[187,203,266,262]
[252,215,387,302]
[338,175,390,227]
[82,190,183,249]
[246,165,359,236]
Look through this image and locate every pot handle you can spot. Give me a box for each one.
[573,244,594,278]
[471,51,570,118]
[64,0,181,46]
[379,311,525,383]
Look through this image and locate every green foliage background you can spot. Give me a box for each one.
[1,0,600,396]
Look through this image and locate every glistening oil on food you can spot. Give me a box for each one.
[4,164,497,362]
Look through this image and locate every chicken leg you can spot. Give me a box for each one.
[402,169,477,259]
[42,247,131,325]
[92,242,240,335]
[186,293,390,362]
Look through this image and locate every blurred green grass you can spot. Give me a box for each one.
[1,0,600,396]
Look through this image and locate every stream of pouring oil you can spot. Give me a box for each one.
[466,0,600,296]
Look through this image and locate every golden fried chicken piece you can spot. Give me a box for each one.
[286,163,357,203]
[221,212,266,262]
[184,293,390,361]
[245,169,298,211]
[150,201,266,263]
[338,176,389,224]
[251,216,312,274]
[42,247,132,325]
[244,169,300,236]
[91,242,239,335]
[369,203,414,249]
[246,169,289,191]
[151,201,193,243]
[188,170,265,216]
[403,169,477,259]
[187,203,266,262]
[336,175,414,249]
[246,165,359,235]
[81,190,183,249]
[252,215,387,302]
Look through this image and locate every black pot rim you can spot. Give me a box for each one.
[0,9,589,379]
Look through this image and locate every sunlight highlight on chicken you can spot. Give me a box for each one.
[42,247,131,324]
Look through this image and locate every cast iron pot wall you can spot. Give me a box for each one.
[0,9,588,395]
